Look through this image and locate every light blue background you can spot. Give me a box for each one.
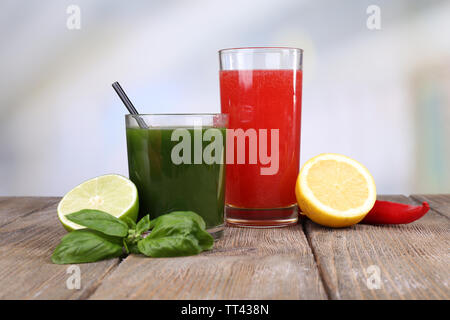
[0,0,449,196]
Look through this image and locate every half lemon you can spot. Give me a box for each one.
[296,153,376,228]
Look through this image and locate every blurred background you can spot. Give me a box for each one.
[0,0,449,196]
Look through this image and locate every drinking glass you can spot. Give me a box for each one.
[219,47,303,227]
[125,114,228,238]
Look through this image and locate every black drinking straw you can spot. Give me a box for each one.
[112,81,148,129]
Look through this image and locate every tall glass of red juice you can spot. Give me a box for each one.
[219,47,302,227]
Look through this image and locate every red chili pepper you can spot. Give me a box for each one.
[361,200,430,225]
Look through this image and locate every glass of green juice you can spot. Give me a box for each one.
[125,114,228,238]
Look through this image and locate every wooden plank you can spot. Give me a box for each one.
[410,194,450,218]
[0,197,60,226]
[304,195,450,299]
[90,224,327,299]
[0,198,119,299]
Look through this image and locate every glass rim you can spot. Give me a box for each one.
[125,113,228,117]
[125,113,228,128]
[218,46,303,54]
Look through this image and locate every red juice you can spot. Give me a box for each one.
[220,69,302,212]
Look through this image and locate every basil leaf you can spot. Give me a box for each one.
[137,213,214,257]
[66,209,129,237]
[149,211,206,230]
[123,216,137,229]
[135,215,150,235]
[194,228,214,251]
[138,235,202,257]
[128,242,141,254]
[150,214,213,249]
[149,215,197,238]
[123,237,140,254]
[123,231,142,254]
[51,229,123,264]
[123,237,129,253]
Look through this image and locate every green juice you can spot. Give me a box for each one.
[126,127,226,228]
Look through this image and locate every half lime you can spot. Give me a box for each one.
[57,174,139,231]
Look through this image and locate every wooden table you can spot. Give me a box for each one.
[0,195,449,300]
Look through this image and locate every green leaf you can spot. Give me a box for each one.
[66,209,129,237]
[123,237,129,254]
[137,213,214,257]
[149,215,197,238]
[136,215,150,235]
[51,229,123,264]
[123,237,141,254]
[149,211,206,230]
[138,235,202,257]
[123,216,137,230]
[149,214,213,249]
[194,228,214,251]
[123,230,142,254]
